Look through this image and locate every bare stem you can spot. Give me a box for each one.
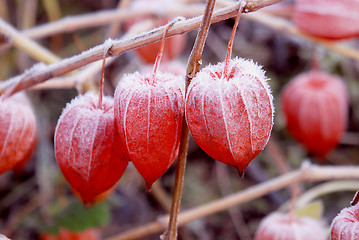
[6,0,277,43]
[266,138,302,222]
[0,18,60,64]
[105,163,359,240]
[224,0,246,78]
[0,0,283,96]
[98,52,106,109]
[243,11,359,61]
[163,1,217,239]
[151,19,180,85]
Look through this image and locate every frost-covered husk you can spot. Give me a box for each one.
[185,57,274,174]
[281,70,348,160]
[54,92,128,204]
[331,203,359,240]
[255,212,327,240]
[188,57,274,122]
[0,93,37,174]
[114,70,185,188]
[118,71,185,94]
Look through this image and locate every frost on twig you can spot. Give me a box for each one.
[0,0,283,96]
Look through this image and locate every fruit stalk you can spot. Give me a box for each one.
[223,1,246,79]
[164,0,217,239]
[98,52,106,109]
[150,19,179,85]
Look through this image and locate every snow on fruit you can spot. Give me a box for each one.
[331,202,359,240]
[114,23,185,189]
[54,92,129,204]
[281,70,348,160]
[185,3,273,175]
[254,212,326,240]
[114,71,184,188]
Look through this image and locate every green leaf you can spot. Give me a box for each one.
[295,200,324,219]
[42,199,110,234]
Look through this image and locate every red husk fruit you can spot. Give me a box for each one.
[254,212,326,240]
[281,70,348,160]
[0,92,37,174]
[55,92,129,204]
[185,58,273,174]
[185,3,273,175]
[293,0,359,40]
[114,20,185,189]
[331,203,359,240]
[114,71,184,188]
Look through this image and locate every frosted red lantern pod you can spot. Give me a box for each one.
[114,19,185,189]
[281,70,348,160]
[293,0,359,39]
[255,212,327,240]
[185,1,274,175]
[331,202,359,239]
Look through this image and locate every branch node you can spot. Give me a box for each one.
[103,38,115,56]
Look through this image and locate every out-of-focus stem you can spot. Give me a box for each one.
[106,163,359,240]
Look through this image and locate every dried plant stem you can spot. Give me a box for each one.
[295,180,359,208]
[107,0,132,38]
[106,163,359,240]
[0,18,60,64]
[20,0,38,30]
[0,0,282,95]
[98,50,107,109]
[1,0,357,63]
[223,0,246,78]
[150,181,172,213]
[0,0,8,21]
[163,1,217,239]
[0,0,282,45]
[265,138,302,221]
[216,162,252,240]
[244,11,359,61]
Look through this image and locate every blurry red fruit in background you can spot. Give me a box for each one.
[293,0,359,39]
[126,0,186,63]
[254,212,326,240]
[281,71,348,160]
[0,93,37,174]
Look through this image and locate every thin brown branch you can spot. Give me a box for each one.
[163,0,217,239]
[244,11,359,61]
[0,18,60,64]
[216,162,252,240]
[244,0,284,11]
[107,0,132,38]
[0,0,281,44]
[0,0,283,95]
[105,163,359,240]
[15,4,206,43]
